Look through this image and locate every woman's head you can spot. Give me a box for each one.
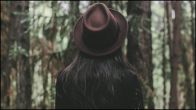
[73,3,128,57]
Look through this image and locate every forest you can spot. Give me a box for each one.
[1,1,195,109]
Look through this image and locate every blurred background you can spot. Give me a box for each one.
[1,1,195,109]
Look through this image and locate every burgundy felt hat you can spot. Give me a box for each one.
[73,3,128,56]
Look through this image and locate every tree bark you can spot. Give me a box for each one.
[190,1,195,64]
[41,1,57,108]
[140,1,154,109]
[181,34,195,109]
[181,1,195,109]
[127,1,143,70]
[63,1,80,67]
[190,1,195,109]
[190,2,195,108]
[166,1,181,109]
[11,1,32,109]
[1,1,11,108]
[162,9,167,109]
[127,1,154,109]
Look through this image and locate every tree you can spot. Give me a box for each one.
[1,1,11,108]
[139,2,154,109]
[181,1,195,109]
[127,1,154,109]
[162,8,167,109]
[190,1,195,108]
[166,1,181,109]
[190,1,195,63]
[63,1,80,67]
[9,1,32,109]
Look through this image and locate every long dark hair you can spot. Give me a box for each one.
[55,49,144,109]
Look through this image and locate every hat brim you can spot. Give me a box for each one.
[73,9,128,56]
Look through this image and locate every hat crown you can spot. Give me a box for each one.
[84,3,112,32]
[87,7,107,28]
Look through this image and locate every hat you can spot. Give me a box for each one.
[73,3,128,56]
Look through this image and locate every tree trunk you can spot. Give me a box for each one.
[127,1,143,71]
[1,1,11,108]
[162,32,167,109]
[63,1,80,67]
[11,1,32,109]
[162,9,167,109]
[190,1,195,64]
[181,1,195,109]
[181,34,195,109]
[166,1,181,109]
[127,1,154,109]
[190,1,195,108]
[140,1,154,109]
[41,1,57,108]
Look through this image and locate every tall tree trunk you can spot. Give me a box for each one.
[1,1,11,108]
[190,1,195,64]
[162,10,167,109]
[11,1,31,109]
[162,32,167,109]
[63,1,80,67]
[181,34,195,109]
[190,1,195,109]
[127,1,143,71]
[140,1,154,109]
[190,2,195,108]
[127,1,154,109]
[41,1,57,108]
[181,1,195,109]
[166,1,181,109]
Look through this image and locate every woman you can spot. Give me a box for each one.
[55,3,144,109]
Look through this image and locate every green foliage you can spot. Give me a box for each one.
[9,42,29,59]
